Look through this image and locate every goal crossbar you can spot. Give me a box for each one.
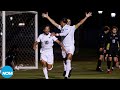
[0,11,38,16]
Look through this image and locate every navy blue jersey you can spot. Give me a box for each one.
[98,32,109,48]
[108,34,120,50]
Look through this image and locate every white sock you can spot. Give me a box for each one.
[63,61,66,71]
[43,67,49,79]
[65,60,71,77]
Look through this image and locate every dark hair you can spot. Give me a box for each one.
[42,24,51,30]
[103,26,110,31]
[111,26,118,31]
[60,18,68,24]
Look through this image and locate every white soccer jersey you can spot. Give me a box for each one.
[36,33,58,51]
[58,25,76,47]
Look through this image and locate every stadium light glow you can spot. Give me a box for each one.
[10,17,13,20]
[98,11,103,14]
[18,23,25,26]
[111,13,116,17]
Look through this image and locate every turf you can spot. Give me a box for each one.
[0,58,120,79]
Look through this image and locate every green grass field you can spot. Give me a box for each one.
[0,57,120,79]
[0,48,120,79]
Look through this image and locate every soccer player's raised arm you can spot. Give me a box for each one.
[42,12,60,28]
[75,12,92,29]
[55,40,67,53]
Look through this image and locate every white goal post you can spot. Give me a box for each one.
[1,11,38,69]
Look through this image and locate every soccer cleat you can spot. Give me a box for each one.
[63,68,73,77]
[68,68,73,77]
[63,71,66,76]
[111,67,114,71]
[64,77,68,79]
[107,69,112,74]
[96,68,103,72]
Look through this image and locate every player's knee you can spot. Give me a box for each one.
[67,54,72,60]
[41,60,47,67]
[99,57,103,61]
[47,65,53,71]
[108,57,112,61]
[114,59,118,62]
[99,55,104,61]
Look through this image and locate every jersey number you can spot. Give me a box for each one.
[45,41,49,44]
[112,39,115,43]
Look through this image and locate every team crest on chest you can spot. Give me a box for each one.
[45,41,49,44]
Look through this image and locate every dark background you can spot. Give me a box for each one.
[37,2,120,49]
[34,0,120,58]
[1,0,120,58]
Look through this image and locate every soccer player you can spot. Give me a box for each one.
[96,26,110,72]
[5,45,19,71]
[106,26,119,73]
[33,25,66,79]
[42,12,92,79]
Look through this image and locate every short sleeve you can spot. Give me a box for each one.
[72,25,76,30]
[52,36,58,41]
[36,35,41,42]
[58,25,62,30]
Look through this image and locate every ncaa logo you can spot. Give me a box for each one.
[0,66,13,79]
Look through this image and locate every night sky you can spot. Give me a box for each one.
[37,1,120,49]
[1,0,119,49]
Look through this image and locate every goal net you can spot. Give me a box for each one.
[0,15,2,68]
[0,11,38,69]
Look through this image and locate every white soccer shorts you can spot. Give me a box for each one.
[62,46,75,58]
[40,49,54,65]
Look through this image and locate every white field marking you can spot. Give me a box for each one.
[40,64,76,70]
[17,63,77,71]
[19,64,64,71]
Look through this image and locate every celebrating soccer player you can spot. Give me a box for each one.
[33,25,66,79]
[42,12,92,79]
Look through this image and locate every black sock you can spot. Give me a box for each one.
[107,60,109,67]
[97,60,102,69]
[112,61,116,67]
[63,58,66,65]
[107,61,111,69]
